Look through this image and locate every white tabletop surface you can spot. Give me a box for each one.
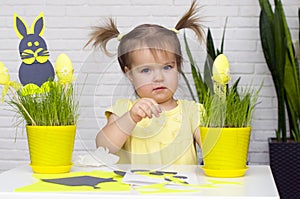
[0,164,279,199]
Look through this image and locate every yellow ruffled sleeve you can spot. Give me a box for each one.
[105,99,134,119]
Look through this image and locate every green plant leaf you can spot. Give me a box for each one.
[258,0,300,141]
[259,10,276,76]
[179,70,196,101]
[183,32,208,103]
[274,2,286,78]
[204,29,214,93]
[259,0,274,24]
[280,1,300,122]
[259,0,287,141]
[230,77,241,99]
[204,56,213,93]
[206,28,216,60]
[219,17,228,54]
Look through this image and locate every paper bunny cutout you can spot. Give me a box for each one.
[14,12,55,86]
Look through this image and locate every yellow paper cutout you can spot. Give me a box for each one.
[14,170,130,192]
[21,83,41,96]
[208,179,242,185]
[21,81,51,96]
[136,182,199,194]
[135,179,218,194]
[14,169,243,194]
[21,48,48,65]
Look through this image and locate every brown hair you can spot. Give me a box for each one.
[85,0,204,73]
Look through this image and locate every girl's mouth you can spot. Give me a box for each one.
[153,86,167,91]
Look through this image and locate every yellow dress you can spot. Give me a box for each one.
[105,99,203,165]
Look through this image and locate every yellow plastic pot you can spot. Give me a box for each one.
[26,125,76,174]
[200,127,251,177]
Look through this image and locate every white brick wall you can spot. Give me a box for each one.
[0,0,299,173]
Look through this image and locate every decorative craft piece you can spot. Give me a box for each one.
[14,12,55,86]
[199,54,259,177]
[55,53,75,84]
[14,171,130,192]
[41,176,116,189]
[0,11,79,174]
[14,169,242,194]
[0,62,21,102]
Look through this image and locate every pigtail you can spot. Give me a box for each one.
[85,18,120,56]
[175,0,204,42]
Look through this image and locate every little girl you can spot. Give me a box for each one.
[86,0,204,165]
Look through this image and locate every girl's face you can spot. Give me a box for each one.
[125,49,178,105]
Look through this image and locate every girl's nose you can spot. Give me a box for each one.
[153,70,164,82]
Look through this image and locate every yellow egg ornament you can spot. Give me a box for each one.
[0,62,22,103]
[0,62,10,85]
[212,54,230,85]
[55,53,75,84]
[212,54,231,99]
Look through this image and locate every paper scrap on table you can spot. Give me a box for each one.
[122,171,204,194]
[122,171,166,186]
[74,147,119,166]
[122,171,190,186]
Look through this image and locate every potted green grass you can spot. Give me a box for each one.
[199,54,260,178]
[259,0,300,198]
[0,53,79,174]
[183,29,261,177]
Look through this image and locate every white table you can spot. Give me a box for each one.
[0,164,279,199]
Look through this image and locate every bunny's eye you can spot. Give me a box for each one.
[27,42,32,47]
[34,41,39,46]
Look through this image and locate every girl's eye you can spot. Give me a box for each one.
[163,65,173,70]
[141,68,150,73]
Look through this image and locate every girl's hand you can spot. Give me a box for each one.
[129,98,162,123]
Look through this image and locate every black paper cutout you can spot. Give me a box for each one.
[130,169,178,175]
[173,175,188,179]
[130,169,150,173]
[41,175,116,189]
[149,171,178,175]
[113,170,126,177]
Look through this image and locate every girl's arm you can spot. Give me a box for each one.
[96,112,136,153]
[96,98,161,153]
[194,127,201,148]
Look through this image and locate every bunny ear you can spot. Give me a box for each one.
[14,13,29,39]
[30,12,45,36]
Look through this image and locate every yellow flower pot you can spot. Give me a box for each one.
[200,127,251,177]
[26,125,76,174]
